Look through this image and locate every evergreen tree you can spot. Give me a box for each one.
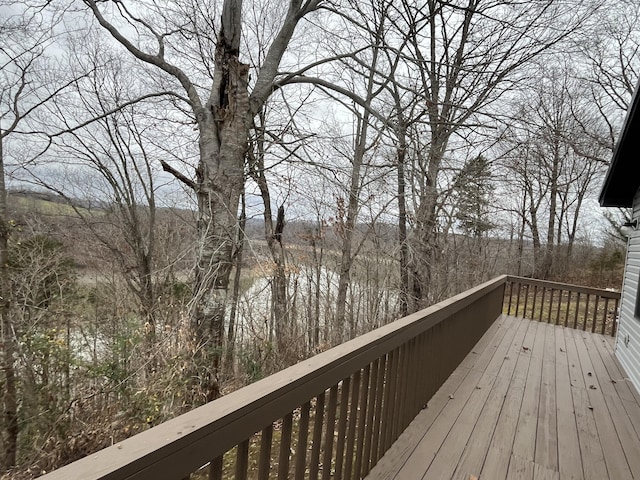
[453,155,496,238]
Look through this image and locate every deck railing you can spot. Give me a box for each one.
[504,275,621,336]
[40,277,506,480]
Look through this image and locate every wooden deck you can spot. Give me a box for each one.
[367,315,640,480]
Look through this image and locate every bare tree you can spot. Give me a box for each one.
[80,0,323,401]
[42,50,177,373]
[495,76,607,279]
[578,0,640,138]
[332,0,391,341]
[1,10,42,470]
[0,4,75,469]
[386,0,595,303]
[247,108,292,357]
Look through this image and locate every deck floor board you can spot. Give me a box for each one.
[366,316,640,480]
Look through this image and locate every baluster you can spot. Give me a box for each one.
[343,371,361,479]
[361,359,380,477]
[334,377,352,480]
[257,425,273,480]
[308,393,325,480]
[583,294,590,330]
[208,454,223,480]
[564,291,572,327]
[354,365,371,478]
[235,439,249,480]
[592,297,600,333]
[602,298,610,335]
[556,289,562,324]
[277,413,293,480]
[321,386,339,480]
[382,349,400,453]
[507,281,514,315]
[294,402,311,480]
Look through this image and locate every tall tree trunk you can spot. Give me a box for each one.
[335,112,368,341]
[269,209,289,355]
[396,130,410,316]
[540,136,560,279]
[225,193,246,377]
[334,8,386,337]
[388,72,413,315]
[411,134,448,305]
[308,226,323,349]
[517,192,527,277]
[0,136,18,470]
[249,117,289,356]
[191,24,250,401]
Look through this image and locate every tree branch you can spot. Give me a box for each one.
[160,159,197,191]
[274,75,388,125]
[82,0,203,113]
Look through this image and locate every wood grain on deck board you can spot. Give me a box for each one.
[366,317,640,480]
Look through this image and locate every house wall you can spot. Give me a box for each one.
[616,189,640,391]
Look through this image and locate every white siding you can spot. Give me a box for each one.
[616,189,640,391]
